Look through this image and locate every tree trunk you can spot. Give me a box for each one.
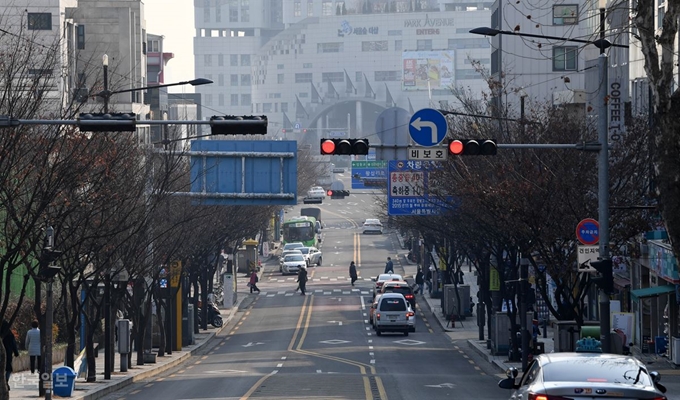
[85,331,96,382]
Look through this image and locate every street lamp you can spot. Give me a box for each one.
[471,9,629,355]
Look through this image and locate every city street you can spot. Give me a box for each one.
[101,189,507,399]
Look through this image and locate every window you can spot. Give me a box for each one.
[29,68,53,77]
[317,42,343,53]
[394,40,402,51]
[218,74,225,86]
[231,94,239,106]
[241,94,251,105]
[77,25,85,49]
[216,4,221,22]
[219,94,225,106]
[449,38,490,49]
[229,0,238,22]
[356,72,362,82]
[303,63,312,68]
[375,71,400,81]
[278,73,284,84]
[205,94,213,106]
[28,13,51,30]
[553,5,578,25]
[241,0,250,22]
[241,74,251,85]
[322,0,333,15]
[553,46,577,71]
[218,54,224,66]
[294,0,301,16]
[204,54,213,67]
[281,102,288,112]
[295,73,313,83]
[416,39,432,51]
[204,2,210,22]
[241,54,250,66]
[322,72,344,82]
[263,103,273,112]
[307,0,314,16]
[231,54,239,66]
[362,41,388,51]
[277,64,284,70]
[231,74,239,86]
[149,40,160,52]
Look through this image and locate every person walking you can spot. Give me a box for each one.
[297,266,308,295]
[349,261,358,286]
[414,266,424,295]
[384,257,394,274]
[25,320,41,374]
[249,270,260,293]
[2,321,19,390]
[425,265,434,294]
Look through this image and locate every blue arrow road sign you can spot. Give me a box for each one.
[409,108,447,147]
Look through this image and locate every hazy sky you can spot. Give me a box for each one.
[144,0,196,92]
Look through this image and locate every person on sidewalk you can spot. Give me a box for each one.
[297,266,308,295]
[384,257,394,274]
[425,265,434,294]
[2,320,19,390]
[349,261,358,286]
[249,270,260,293]
[25,320,41,374]
[414,266,424,294]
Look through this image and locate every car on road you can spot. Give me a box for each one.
[281,253,307,275]
[307,186,326,199]
[372,273,403,298]
[380,281,416,309]
[298,246,322,266]
[279,249,303,272]
[498,347,669,400]
[406,303,416,332]
[373,293,412,336]
[369,294,383,328]
[282,242,304,252]
[362,218,383,234]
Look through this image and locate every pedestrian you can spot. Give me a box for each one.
[425,265,434,294]
[297,266,308,295]
[384,257,394,274]
[2,320,19,391]
[414,266,424,295]
[25,320,41,374]
[349,261,358,286]
[249,270,260,293]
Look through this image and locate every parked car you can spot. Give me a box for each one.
[380,281,416,309]
[281,253,307,275]
[372,273,403,299]
[362,218,383,234]
[307,186,326,199]
[279,249,303,272]
[498,348,668,400]
[298,246,322,266]
[373,293,412,336]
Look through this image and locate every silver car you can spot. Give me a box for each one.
[298,246,322,266]
[281,254,306,275]
[498,351,668,399]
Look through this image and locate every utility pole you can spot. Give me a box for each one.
[520,257,530,371]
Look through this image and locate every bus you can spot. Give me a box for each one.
[282,216,319,248]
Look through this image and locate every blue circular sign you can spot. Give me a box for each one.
[408,108,448,147]
[576,218,599,245]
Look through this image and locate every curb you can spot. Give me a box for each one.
[467,340,507,373]
[81,301,241,400]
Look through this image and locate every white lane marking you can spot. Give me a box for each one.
[281,357,287,360]
[277,363,283,367]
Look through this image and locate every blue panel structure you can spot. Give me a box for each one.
[351,161,387,189]
[387,160,452,216]
[190,140,297,205]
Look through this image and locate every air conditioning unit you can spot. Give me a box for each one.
[553,89,586,105]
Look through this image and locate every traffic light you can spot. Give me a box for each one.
[39,248,64,280]
[79,113,137,132]
[320,139,369,155]
[448,139,497,155]
[327,190,350,199]
[589,259,613,294]
[210,115,268,135]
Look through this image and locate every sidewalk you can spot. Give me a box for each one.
[392,232,678,376]
[10,293,248,400]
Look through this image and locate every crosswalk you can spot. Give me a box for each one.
[256,288,371,297]
[265,276,373,283]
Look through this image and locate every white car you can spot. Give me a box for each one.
[298,246,322,266]
[362,219,383,234]
[307,186,326,199]
[282,242,304,252]
[281,254,307,275]
[373,293,412,336]
[372,273,403,298]
[279,249,303,272]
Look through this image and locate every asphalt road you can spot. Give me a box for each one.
[102,187,509,400]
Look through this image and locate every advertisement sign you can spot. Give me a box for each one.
[402,50,455,91]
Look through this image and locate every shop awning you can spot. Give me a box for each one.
[630,285,675,300]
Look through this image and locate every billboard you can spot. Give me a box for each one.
[402,50,455,91]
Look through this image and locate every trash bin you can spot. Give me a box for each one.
[52,366,76,397]
[655,336,667,355]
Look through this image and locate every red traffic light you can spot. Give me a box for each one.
[448,139,497,155]
[448,140,464,155]
[327,190,333,196]
[321,140,336,155]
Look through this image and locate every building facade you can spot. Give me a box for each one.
[194,0,493,142]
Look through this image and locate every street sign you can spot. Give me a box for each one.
[190,140,297,205]
[328,130,346,138]
[387,160,450,215]
[576,218,599,245]
[409,108,447,147]
[294,122,301,133]
[408,146,448,161]
[577,245,600,269]
[351,160,387,189]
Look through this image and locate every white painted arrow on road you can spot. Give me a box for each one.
[327,320,343,326]
[242,342,265,347]
[410,117,438,143]
[425,383,457,389]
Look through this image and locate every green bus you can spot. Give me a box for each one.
[282,216,319,248]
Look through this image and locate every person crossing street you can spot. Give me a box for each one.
[297,265,308,295]
[349,261,358,286]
